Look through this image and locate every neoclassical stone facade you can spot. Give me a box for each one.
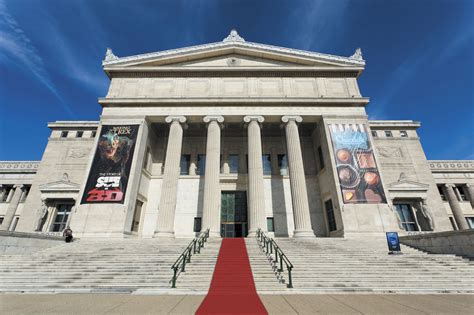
[1,31,473,238]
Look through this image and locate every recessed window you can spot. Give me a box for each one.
[194,217,202,232]
[262,154,272,175]
[180,155,191,175]
[277,154,288,175]
[437,185,447,201]
[317,146,325,170]
[0,217,3,224]
[449,217,458,230]
[384,131,393,137]
[371,130,378,137]
[91,131,97,138]
[267,217,275,232]
[60,131,68,138]
[466,217,474,229]
[1,185,13,203]
[76,131,83,138]
[228,154,239,174]
[324,199,337,232]
[51,204,73,232]
[394,204,418,231]
[400,130,408,137]
[197,154,206,175]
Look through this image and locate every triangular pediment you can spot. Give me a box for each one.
[39,180,80,192]
[103,30,365,70]
[388,180,429,192]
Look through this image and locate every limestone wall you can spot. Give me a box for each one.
[400,230,474,258]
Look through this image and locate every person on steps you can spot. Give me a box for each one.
[63,226,73,243]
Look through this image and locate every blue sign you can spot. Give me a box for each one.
[386,232,401,252]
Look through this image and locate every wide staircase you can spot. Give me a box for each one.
[0,237,221,294]
[246,236,474,294]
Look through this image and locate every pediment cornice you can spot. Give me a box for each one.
[39,180,80,193]
[103,30,365,72]
[388,180,429,192]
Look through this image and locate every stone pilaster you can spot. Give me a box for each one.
[0,184,24,231]
[155,116,186,237]
[444,184,468,230]
[466,184,474,208]
[201,116,224,237]
[244,115,267,236]
[282,116,315,238]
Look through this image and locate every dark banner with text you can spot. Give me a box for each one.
[329,123,386,204]
[81,124,139,204]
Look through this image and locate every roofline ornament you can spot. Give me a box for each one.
[350,47,363,61]
[104,48,119,62]
[223,29,245,43]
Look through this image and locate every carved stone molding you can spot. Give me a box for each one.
[281,115,303,124]
[243,115,265,124]
[0,161,39,173]
[429,160,474,173]
[165,116,187,124]
[377,147,404,158]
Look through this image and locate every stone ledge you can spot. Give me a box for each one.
[399,230,474,259]
[0,230,64,241]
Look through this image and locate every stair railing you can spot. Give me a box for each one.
[256,228,294,288]
[170,228,210,288]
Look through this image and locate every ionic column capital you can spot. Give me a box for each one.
[165,116,187,124]
[203,115,224,124]
[243,115,264,124]
[444,183,455,188]
[281,115,303,124]
[13,184,24,190]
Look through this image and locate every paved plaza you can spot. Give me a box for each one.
[1,294,473,314]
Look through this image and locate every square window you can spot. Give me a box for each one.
[324,199,337,232]
[194,217,202,232]
[400,130,408,137]
[371,130,378,137]
[197,155,206,175]
[277,154,288,175]
[180,155,191,175]
[267,217,275,232]
[60,131,68,138]
[262,154,272,175]
[91,131,97,138]
[384,131,393,137]
[466,217,474,229]
[76,131,83,138]
[228,154,239,174]
[317,146,325,170]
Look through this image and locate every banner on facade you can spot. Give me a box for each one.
[81,125,139,204]
[328,123,386,204]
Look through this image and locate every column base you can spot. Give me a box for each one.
[293,230,316,238]
[154,231,175,238]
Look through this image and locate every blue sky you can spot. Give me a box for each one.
[0,0,473,160]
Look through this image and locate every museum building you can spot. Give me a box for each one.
[0,30,473,238]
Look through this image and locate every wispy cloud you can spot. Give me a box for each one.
[288,0,350,52]
[369,16,474,120]
[0,0,74,116]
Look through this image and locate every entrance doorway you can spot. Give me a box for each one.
[220,191,248,238]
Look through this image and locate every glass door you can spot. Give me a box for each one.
[394,204,418,231]
[220,191,248,237]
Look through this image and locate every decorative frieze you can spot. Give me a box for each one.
[429,160,474,172]
[0,162,39,173]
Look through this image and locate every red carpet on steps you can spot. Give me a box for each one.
[195,238,268,315]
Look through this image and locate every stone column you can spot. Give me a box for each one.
[444,184,468,230]
[244,115,267,236]
[155,116,186,237]
[282,116,315,238]
[201,116,224,237]
[0,185,24,231]
[466,184,474,208]
[0,185,5,203]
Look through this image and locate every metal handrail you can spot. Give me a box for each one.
[256,228,294,288]
[170,228,210,288]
